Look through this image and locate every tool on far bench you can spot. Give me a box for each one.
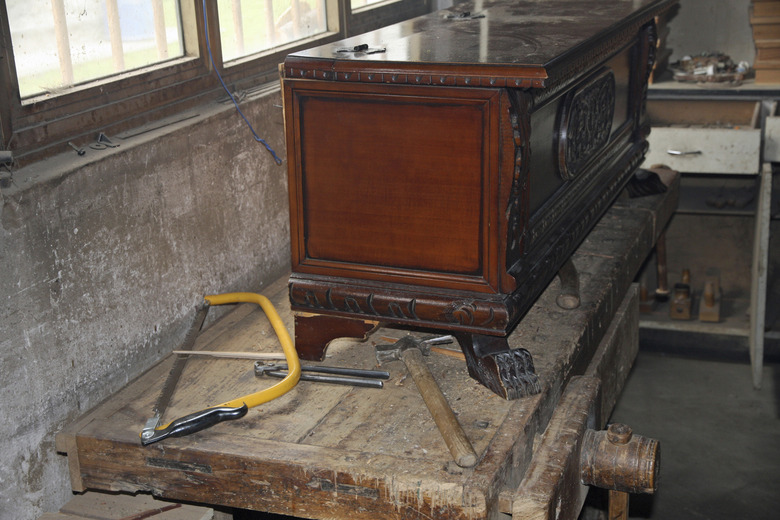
[141,292,301,445]
[375,335,478,468]
[255,362,389,388]
[669,269,693,320]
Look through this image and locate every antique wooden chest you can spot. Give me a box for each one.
[282,0,677,398]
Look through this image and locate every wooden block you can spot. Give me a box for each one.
[752,22,780,40]
[753,57,780,69]
[751,14,780,25]
[698,268,722,323]
[755,68,780,83]
[753,1,780,18]
[669,283,693,320]
[754,40,780,62]
[59,491,213,520]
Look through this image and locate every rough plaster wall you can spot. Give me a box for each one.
[0,89,290,519]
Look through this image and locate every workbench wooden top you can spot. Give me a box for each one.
[57,173,678,520]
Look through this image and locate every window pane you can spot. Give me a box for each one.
[8,0,184,99]
[217,0,328,62]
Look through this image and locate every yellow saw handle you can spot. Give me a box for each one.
[204,292,301,408]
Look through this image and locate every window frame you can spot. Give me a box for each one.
[0,0,433,165]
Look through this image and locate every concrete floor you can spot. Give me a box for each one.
[608,350,780,519]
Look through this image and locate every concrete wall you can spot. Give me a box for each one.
[0,86,290,519]
[667,0,755,64]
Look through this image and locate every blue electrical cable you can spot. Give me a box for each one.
[202,0,283,165]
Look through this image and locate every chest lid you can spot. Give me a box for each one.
[284,0,677,89]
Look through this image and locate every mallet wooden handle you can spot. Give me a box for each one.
[401,348,478,468]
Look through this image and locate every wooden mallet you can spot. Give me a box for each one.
[375,335,478,468]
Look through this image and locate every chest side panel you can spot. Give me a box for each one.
[287,83,505,294]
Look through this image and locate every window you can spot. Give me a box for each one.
[217,0,328,62]
[0,0,433,166]
[9,0,185,99]
[351,0,390,11]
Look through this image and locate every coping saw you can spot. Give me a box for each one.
[140,292,301,445]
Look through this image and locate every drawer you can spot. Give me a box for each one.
[645,99,761,175]
[645,126,761,174]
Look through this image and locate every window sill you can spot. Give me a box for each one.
[1,80,282,199]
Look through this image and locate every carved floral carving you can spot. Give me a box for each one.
[557,68,616,180]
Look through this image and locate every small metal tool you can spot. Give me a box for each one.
[336,43,386,54]
[666,149,702,156]
[254,362,389,389]
[90,132,120,150]
[68,142,86,156]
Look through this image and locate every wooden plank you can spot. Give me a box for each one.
[58,175,678,520]
[584,285,639,428]
[511,376,601,520]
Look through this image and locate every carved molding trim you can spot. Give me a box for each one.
[505,90,532,271]
[285,66,544,89]
[288,280,511,333]
[557,68,616,180]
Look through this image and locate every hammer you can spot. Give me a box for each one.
[376,335,478,468]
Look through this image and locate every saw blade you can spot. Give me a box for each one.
[148,303,210,426]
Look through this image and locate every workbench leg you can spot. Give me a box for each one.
[294,313,378,360]
[557,257,581,310]
[749,163,771,389]
[454,333,541,400]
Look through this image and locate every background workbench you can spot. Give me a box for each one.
[56,173,678,520]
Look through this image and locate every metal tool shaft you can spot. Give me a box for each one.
[267,363,390,380]
[259,370,384,389]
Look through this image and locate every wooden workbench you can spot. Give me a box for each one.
[56,172,678,520]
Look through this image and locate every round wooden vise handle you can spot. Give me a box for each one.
[401,347,478,468]
[580,423,660,494]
